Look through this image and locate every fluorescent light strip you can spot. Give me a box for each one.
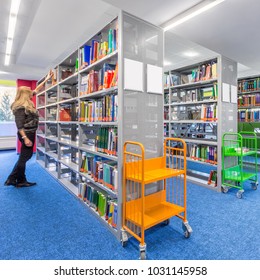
[163,0,225,31]
[4,0,21,66]
[6,38,13,55]
[5,55,11,66]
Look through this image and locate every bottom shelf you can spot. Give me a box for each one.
[186,169,218,191]
[125,190,185,230]
[60,178,78,196]
[36,160,118,238]
[223,165,257,182]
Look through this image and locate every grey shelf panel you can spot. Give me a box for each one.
[183,138,218,145]
[79,122,118,126]
[59,72,78,86]
[238,90,260,95]
[170,78,217,90]
[187,157,217,167]
[57,97,78,105]
[238,105,260,109]
[45,102,57,108]
[59,121,79,124]
[37,147,46,153]
[37,159,45,168]
[59,159,79,172]
[174,154,217,167]
[48,170,58,179]
[187,175,218,191]
[43,120,58,123]
[37,105,45,110]
[37,133,46,138]
[170,99,217,106]
[170,120,218,124]
[59,178,79,196]
[46,84,58,92]
[79,146,118,162]
[59,139,79,149]
[79,86,118,100]
[45,151,58,160]
[45,136,59,142]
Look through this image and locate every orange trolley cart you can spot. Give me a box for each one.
[121,138,192,259]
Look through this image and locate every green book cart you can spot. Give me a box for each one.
[221,131,258,198]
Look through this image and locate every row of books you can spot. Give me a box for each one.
[189,62,218,83]
[201,104,218,120]
[188,144,217,165]
[80,63,118,94]
[170,84,218,104]
[238,109,260,122]
[79,95,118,122]
[48,97,118,123]
[78,183,117,228]
[82,126,118,156]
[238,94,260,107]
[171,104,217,121]
[79,28,117,68]
[80,153,118,192]
[164,61,217,87]
[96,127,118,156]
[238,78,260,92]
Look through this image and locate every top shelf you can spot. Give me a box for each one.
[167,79,218,90]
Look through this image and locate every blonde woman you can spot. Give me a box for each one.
[5,71,53,187]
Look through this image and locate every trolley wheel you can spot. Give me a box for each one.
[121,230,128,247]
[139,244,147,260]
[182,221,192,239]
[184,230,191,238]
[221,186,229,193]
[236,190,244,199]
[251,181,258,190]
[140,251,146,260]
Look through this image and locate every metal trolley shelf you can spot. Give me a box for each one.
[222,131,258,198]
[121,138,192,259]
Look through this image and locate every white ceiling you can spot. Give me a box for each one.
[0,0,260,81]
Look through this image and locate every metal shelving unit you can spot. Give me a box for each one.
[164,56,237,191]
[237,75,260,162]
[36,11,164,245]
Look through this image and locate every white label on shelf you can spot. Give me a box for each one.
[222,83,230,102]
[147,64,163,94]
[231,85,237,103]
[124,58,143,92]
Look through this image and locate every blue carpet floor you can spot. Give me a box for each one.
[0,150,260,260]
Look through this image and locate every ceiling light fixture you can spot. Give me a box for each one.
[163,0,225,32]
[183,51,199,57]
[4,0,21,66]
[163,61,172,66]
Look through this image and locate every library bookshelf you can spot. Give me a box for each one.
[164,56,237,191]
[237,75,260,157]
[36,11,164,244]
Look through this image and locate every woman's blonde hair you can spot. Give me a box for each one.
[11,86,36,113]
